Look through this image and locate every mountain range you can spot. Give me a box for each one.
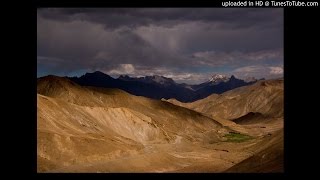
[68,71,257,102]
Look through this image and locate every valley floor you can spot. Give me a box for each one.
[38,116,283,173]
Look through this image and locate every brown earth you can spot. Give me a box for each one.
[37,76,284,173]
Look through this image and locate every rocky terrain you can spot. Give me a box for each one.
[37,76,283,172]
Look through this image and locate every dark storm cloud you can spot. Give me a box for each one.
[38,8,281,29]
[37,8,283,83]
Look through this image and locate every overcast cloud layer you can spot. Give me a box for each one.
[37,8,283,84]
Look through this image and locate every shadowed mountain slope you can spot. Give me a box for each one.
[68,71,255,102]
[225,129,283,173]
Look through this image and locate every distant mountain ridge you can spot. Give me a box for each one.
[67,71,257,102]
[118,74,176,87]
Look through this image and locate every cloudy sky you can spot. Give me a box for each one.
[37,8,283,84]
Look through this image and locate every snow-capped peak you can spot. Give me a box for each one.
[209,74,229,84]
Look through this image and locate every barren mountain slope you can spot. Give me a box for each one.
[166,79,283,121]
[164,79,284,173]
[37,76,283,172]
[225,129,284,173]
[37,76,238,172]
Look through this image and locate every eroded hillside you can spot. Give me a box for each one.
[37,76,284,172]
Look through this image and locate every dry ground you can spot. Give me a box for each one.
[37,76,283,172]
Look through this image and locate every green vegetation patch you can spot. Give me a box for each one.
[223,132,253,143]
